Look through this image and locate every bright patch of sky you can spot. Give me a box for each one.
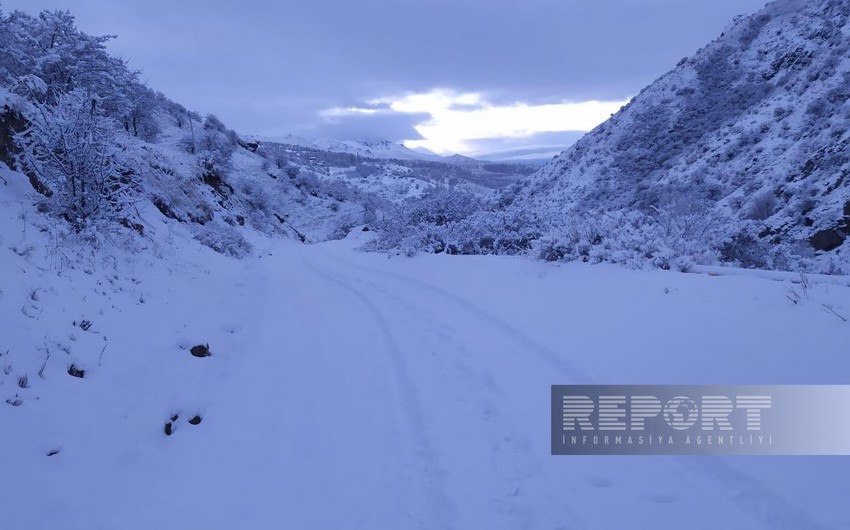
[324,90,628,156]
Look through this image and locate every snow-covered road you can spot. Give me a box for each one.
[2,229,849,529]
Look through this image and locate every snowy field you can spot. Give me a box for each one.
[2,174,850,529]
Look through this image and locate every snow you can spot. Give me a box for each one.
[3,4,849,527]
[246,134,445,162]
[1,169,849,528]
[690,263,850,286]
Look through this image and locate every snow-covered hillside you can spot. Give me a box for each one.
[253,138,536,200]
[2,165,849,528]
[0,9,391,252]
[506,0,850,272]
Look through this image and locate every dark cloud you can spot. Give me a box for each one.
[3,0,768,142]
[309,111,430,143]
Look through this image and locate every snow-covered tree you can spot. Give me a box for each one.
[13,88,138,230]
[123,84,160,142]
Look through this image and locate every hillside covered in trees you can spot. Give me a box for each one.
[373,0,850,274]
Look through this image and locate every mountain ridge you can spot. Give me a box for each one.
[503,0,850,271]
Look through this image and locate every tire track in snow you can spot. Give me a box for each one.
[298,251,457,530]
[323,251,593,383]
[312,252,588,529]
[318,248,829,530]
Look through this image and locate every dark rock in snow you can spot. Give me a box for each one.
[164,414,179,436]
[811,229,845,251]
[153,197,182,221]
[202,171,234,197]
[190,344,211,358]
[68,365,86,378]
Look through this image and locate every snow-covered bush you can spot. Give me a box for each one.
[368,187,547,257]
[457,208,541,255]
[13,88,139,231]
[530,206,730,271]
[196,129,236,175]
[192,222,253,258]
[368,187,484,254]
[291,170,322,195]
[746,190,778,221]
[329,214,360,240]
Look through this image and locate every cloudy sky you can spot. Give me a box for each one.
[4,0,767,160]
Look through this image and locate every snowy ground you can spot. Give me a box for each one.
[1,176,850,528]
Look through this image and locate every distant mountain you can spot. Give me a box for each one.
[247,134,444,162]
[504,0,850,272]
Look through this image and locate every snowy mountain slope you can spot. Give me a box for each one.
[2,170,849,527]
[248,134,444,161]
[507,0,850,272]
[1,92,369,248]
[139,119,367,245]
[0,8,386,253]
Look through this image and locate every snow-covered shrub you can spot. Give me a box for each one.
[234,174,272,212]
[202,114,228,133]
[202,114,240,146]
[178,112,239,177]
[13,88,139,231]
[193,222,253,258]
[409,188,482,227]
[527,185,731,270]
[329,214,360,240]
[368,187,485,254]
[196,129,236,175]
[746,190,778,220]
[457,208,541,255]
[291,170,321,195]
[532,207,726,271]
[648,193,727,258]
[718,223,794,270]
